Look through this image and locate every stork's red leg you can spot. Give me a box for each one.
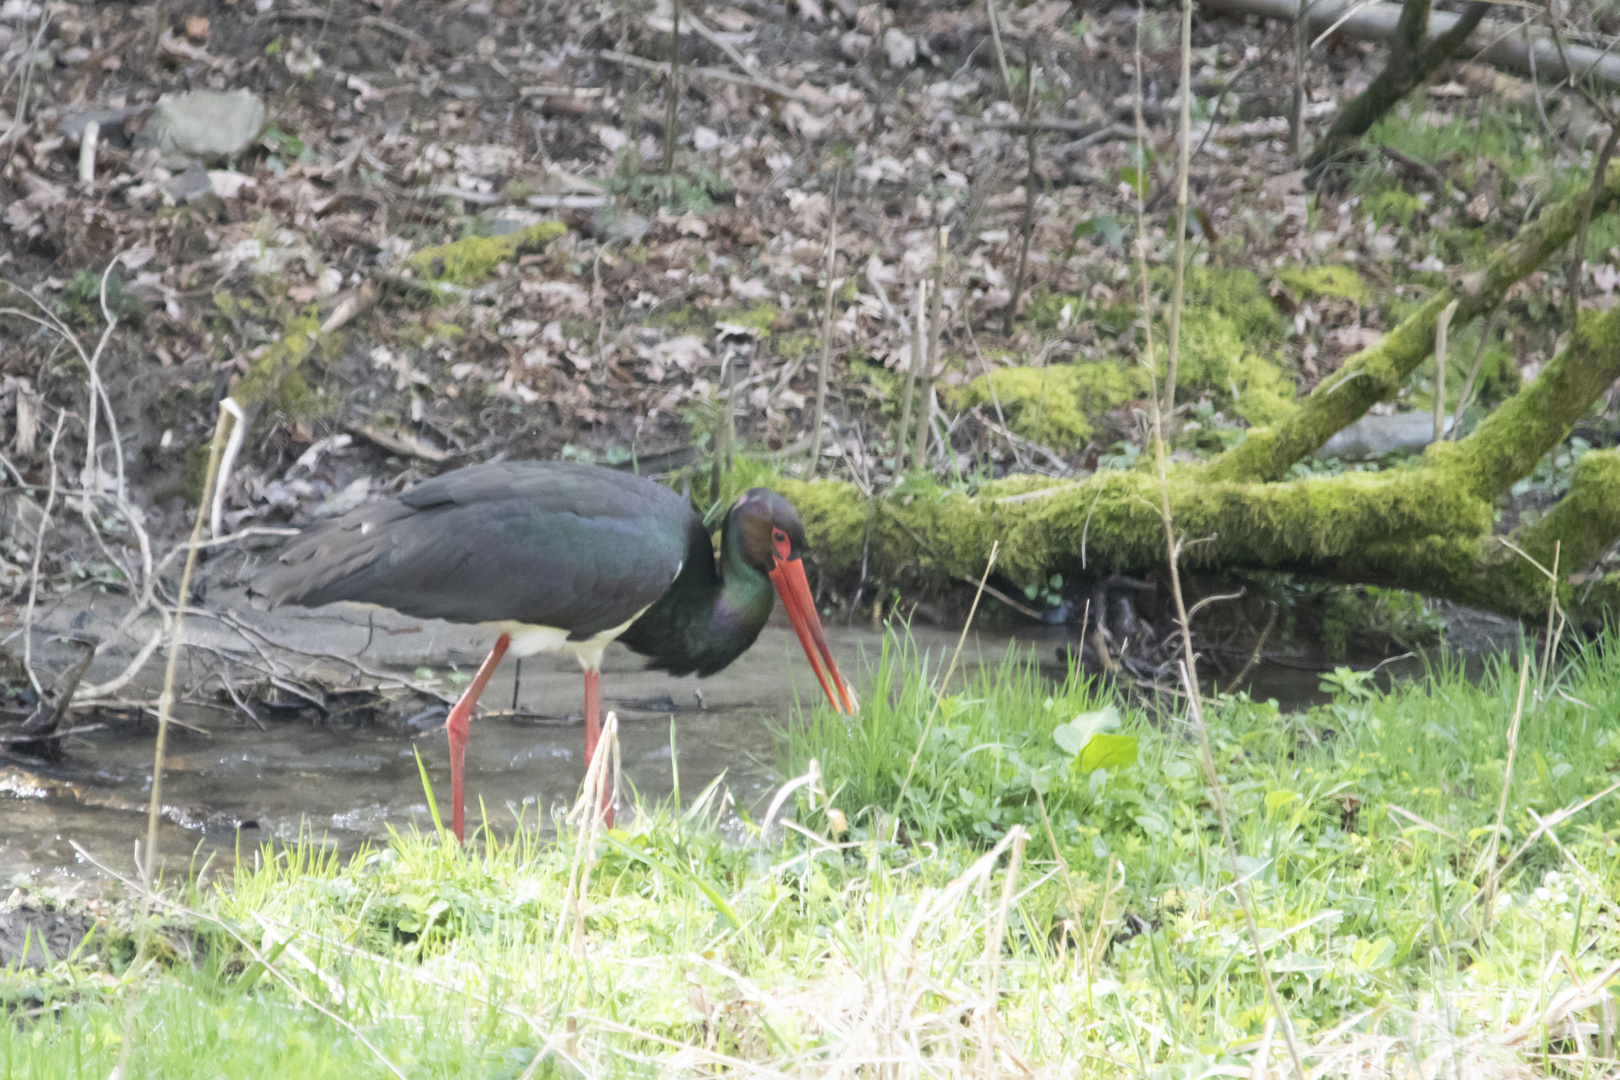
[582,669,613,827]
[445,633,511,843]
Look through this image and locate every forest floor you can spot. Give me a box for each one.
[1,0,1617,589]
[5,628,1620,1077]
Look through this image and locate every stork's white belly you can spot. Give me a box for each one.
[486,607,648,670]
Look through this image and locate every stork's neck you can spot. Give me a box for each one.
[617,511,775,677]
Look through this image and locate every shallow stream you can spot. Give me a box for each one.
[0,593,1509,893]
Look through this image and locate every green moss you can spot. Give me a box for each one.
[714,303,779,334]
[1429,300,1620,499]
[1097,266,1296,427]
[1276,265,1370,306]
[772,461,1494,600]
[1521,449,1620,571]
[645,303,711,334]
[1175,307,1296,426]
[1362,189,1425,229]
[404,221,566,287]
[1022,288,1086,332]
[232,305,338,419]
[950,362,1141,448]
[1182,265,1287,342]
[774,333,820,361]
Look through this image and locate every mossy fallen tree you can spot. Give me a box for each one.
[1205,166,1620,484]
[779,174,1620,623]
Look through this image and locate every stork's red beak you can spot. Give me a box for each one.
[769,557,857,715]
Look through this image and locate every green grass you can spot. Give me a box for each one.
[7,631,1620,1076]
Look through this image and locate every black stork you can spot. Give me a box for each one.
[253,460,856,840]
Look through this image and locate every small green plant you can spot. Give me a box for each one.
[560,442,632,467]
[603,152,733,214]
[1022,572,1066,611]
[1318,665,1379,700]
[56,269,143,328]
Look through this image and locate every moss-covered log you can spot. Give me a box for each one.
[1205,165,1620,483]
[778,302,1620,622]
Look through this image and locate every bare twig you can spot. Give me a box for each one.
[1433,299,1459,442]
[21,412,67,698]
[1290,0,1309,155]
[598,49,810,99]
[664,2,681,174]
[914,228,947,470]
[1567,123,1620,333]
[1164,0,1195,421]
[140,402,238,902]
[896,278,926,475]
[977,827,1027,1073]
[1136,6,1306,1073]
[892,541,998,833]
[1475,654,1530,924]
[985,0,1015,99]
[679,9,803,99]
[1005,62,1039,338]
[210,399,249,538]
[77,120,99,189]
[1449,308,1498,438]
[1225,604,1279,694]
[807,170,841,478]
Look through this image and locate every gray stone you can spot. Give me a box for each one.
[142,89,266,161]
[161,160,214,203]
[1317,411,1453,460]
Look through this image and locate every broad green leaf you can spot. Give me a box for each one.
[1350,936,1395,971]
[1078,733,1138,773]
[1264,789,1300,815]
[1053,705,1121,756]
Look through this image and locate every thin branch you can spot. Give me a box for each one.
[598,49,811,99]
[896,278,926,475]
[893,541,999,831]
[914,228,948,470]
[1137,5,1307,1073]
[985,0,1015,99]
[1005,61,1040,338]
[664,2,682,174]
[1433,299,1458,442]
[22,413,67,698]
[1449,307,1498,438]
[140,403,237,909]
[808,171,842,478]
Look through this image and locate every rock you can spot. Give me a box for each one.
[882,27,917,67]
[142,89,265,161]
[1317,412,1453,460]
[161,160,213,203]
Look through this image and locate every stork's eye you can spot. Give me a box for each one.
[771,528,792,560]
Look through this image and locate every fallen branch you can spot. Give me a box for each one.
[1203,0,1620,88]
[597,49,810,101]
[678,9,803,100]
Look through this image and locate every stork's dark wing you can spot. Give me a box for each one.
[252,461,703,640]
